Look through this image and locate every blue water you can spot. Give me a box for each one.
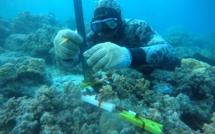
[0,0,215,34]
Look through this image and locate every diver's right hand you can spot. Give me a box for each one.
[54,29,83,60]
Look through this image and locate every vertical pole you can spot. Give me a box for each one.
[73,0,92,82]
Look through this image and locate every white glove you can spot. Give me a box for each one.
[83,42,131,72]
[53,29,83,60]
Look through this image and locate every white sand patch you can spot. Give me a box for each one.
[51,74,84,91]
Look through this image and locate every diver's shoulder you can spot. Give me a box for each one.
[123,19,148,26]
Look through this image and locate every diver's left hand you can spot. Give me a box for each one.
[83,42,132,72]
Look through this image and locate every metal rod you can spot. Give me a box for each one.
[73,0,92,82]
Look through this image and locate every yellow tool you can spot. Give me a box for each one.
[81,95,163,134]
[119,110,163,134]
[61,38,69,44]
[60,30,78,45]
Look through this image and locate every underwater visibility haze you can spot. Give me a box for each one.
[1,0,215,34]
[0,0,215,134]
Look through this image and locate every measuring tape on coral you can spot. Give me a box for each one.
[81,95,163,134]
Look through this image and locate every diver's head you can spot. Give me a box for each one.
[91,0,122,38]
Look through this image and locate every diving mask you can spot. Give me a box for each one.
[91,18,118,33]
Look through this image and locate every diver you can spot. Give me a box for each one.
[53,0,176,74]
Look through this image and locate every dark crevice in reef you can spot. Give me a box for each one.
[0,120,16,133]
[190,87,207,101]
[180,113,208,133]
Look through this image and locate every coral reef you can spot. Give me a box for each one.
[1,12,215,134]
[2,11,60,65]
[163,25,194,47]
[174,46,201,59]
[1,65,215,133]
[181,58,210,72]
[203,112,215,134]
[0,81,101,134]
[99,112,125,134]
[98,85,114,101]
[4,34,28,51]
[22,24,58,63]
[163,26,215,60]
[0,56,52,98]
[107,68,153,101]
[0,52,23,66]
[11,11,58,34]
[150,58,215,132]
[92,69,200,133]
[0,18,10,46]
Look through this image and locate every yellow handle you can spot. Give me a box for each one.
[119,110,163,134]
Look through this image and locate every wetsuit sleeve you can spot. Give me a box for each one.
[86,31,99,49]
[126,20,176,66]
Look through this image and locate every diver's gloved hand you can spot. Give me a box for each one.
[83,42,131,72]
[54,29,83,60]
